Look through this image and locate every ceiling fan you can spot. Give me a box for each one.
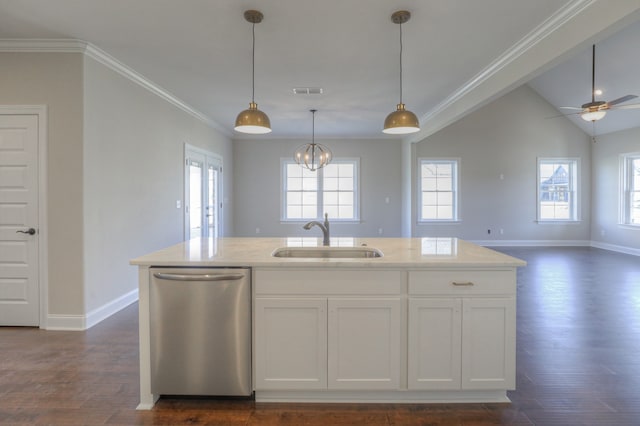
[559,44,640,122]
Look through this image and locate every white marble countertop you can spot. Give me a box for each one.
[130,237,526,268]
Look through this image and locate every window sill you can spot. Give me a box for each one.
[536,220,581,225]
[417,220,461,225]
[618,223,640,230]
[280,219,361,224]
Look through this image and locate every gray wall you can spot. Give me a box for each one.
[412,85,593,243]
[0,52,85,316]
[83,56,233,314]
[233,138,402,238]
[0,52,233,321]
[591,127,640,251]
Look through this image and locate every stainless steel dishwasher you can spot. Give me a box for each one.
[149,267,251,396]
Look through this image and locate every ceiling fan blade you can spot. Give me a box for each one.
[546,111,581,119]
[611,103,640,110]
[607,95,638,106]
[559,106,582,110]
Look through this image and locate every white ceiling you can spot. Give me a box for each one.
[0,0,639,139]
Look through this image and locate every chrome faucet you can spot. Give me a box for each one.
[303,213,330,246]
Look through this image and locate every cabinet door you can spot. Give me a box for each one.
[461,298,515,390]
[327,298,401,390]
[254,298,327,390]
[408,298,462,390]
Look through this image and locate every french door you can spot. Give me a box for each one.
[184,145,222,240]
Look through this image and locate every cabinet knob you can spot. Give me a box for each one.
[452,281,474,286]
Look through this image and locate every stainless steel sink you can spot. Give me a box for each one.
[272,246,383,258]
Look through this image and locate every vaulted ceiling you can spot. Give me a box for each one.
[1,0,639,139]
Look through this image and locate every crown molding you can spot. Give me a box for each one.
[0,38,230,136]
[0,38,87,52]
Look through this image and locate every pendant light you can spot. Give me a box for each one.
[294,110,332,171]
[234,10,271,134]
[383,10,420,135]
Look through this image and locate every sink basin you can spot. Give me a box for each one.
[272,246,383,259]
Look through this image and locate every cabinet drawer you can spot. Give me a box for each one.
[409,270,515,296]
[255,269,402,295]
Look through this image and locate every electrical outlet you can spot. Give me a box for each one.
[378,228,383,235]
[176,200,181,209]
[500,228,504,235]
[255,227,261,234]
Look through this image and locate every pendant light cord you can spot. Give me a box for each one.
[399,22,403,105]
[311,110,316,169]
[591,44,595,103]
[251,22,256,103]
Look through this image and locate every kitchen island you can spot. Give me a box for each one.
[131,237,525,409]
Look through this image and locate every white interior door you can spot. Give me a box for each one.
[184,145,222,240]
[0,114,40,326]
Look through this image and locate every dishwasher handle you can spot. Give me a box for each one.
[152,272,246,282]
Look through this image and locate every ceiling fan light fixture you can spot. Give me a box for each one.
[581,110,607,122]
[580,100,607,122]
[235,10,271,134]
[383,10,420,135]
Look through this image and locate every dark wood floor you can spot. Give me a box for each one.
[1,247,640,425]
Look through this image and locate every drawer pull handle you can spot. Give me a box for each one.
[452,281,474,286]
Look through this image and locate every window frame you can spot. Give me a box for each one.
[417,158,460,223]
[536,157,580,223]
[619,152,640,227]
[281,157,360,222]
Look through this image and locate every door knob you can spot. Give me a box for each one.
[16,228,36,235]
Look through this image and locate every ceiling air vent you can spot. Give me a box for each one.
[293,87,323,95]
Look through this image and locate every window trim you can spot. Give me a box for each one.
[536,157,580,223]
[619,152,640,227]
[417,158,460,223]
[280,157,360,222]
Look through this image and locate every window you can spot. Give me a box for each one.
[418,159,459,221]
[282,159,359,221]
[537,158,579,222]
[621,153,640,226]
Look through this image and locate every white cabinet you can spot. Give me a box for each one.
[254,268,517,400]
[254,269,402,392]
[254,298,327,390]
[328,298,401,389]
[408,298,462,390]
[461,297,515,390]
[407,270,516,391]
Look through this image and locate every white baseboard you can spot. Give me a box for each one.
[46,288,138,331]
[472,239,591,247]
[590,241,640,257]
[472,239,638,257]
[46,314,86,331]
[85,288,139,329]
